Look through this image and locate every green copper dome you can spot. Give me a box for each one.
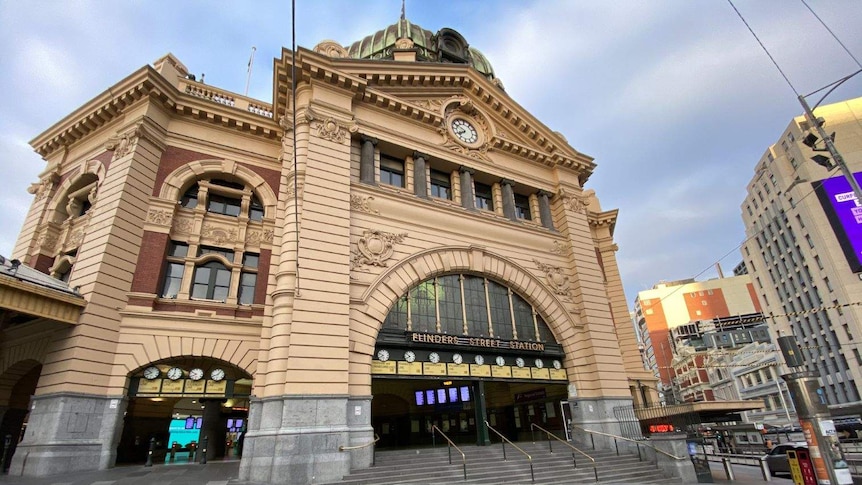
[346,19,496,81]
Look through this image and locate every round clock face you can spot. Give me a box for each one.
[189,368,204,381]
[404,351,416,363]
[553,360,562,370]
[451,118,478,145]
[516,357,525,368]
[534,359,544,369]
[143,366,160,380]
[474,355,485,366]
[495,356,505,367]
[377,349,390,362]
[210,368,226,382]
[429,352,440,364]
[166,367,183,380]
[452,353,463,364]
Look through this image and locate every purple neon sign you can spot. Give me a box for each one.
[814,171,862,272]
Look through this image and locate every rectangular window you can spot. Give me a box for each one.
[238,272,257,305]
[474,182,493,211]
[430,169,451,200]
[162,262,184,298]
[514,194,532,220]
[438,275,463,335]
[380,155,405,188]
[488,281,513,340]
[463,276,489,336]
[249,197,264,221]
[207,193,242,217]
[790,157,798,169]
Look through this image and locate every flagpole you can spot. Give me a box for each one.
[244,46,257,97]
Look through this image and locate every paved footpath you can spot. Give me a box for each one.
[0,460,796,485]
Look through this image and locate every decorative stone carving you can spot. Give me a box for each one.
[173,217,193,234]
[558,188,590,214]
[550,241,572,255]
[414,99,444,113]
[533,259,571,298]
[68,230,84,247]
[246,229,274,245]
[28,171,60,201]
[439,97,492,162]
[305,107,358,144]
[313,40,348,58]
[147,209,173,226]
[351,229,407,269]
[395,37,415,49]
[201,224,237,244]
[350,194,380,214]
[37,232,58,252]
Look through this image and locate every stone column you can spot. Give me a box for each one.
[650,433,697,483]
[413,152,428,198]
[459,167,475,210]
[500,179,516,221]
[537,190,554,230]
[359,135,377,185]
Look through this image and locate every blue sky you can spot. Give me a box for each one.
[1,1,860,305]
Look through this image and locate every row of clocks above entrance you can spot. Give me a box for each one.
[376,348,561,370]
[142,365,226,382]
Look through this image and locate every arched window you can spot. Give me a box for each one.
[383,274,557,343]
[178,178,266,220]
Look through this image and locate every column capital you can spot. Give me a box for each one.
[537,189,554,198]
[459,166,475,175]
[500,178,515,186]
[412,151,429,161]
[360,134,378,145]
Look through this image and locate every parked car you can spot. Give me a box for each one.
[765,442,808,476]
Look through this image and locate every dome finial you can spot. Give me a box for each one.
[401,0,406,20]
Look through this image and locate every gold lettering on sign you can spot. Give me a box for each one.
[185,380,205,393]
[550,369,568,380]
[162,380,184,393]
[512,367,532,379]
[509,341,545,351]
[531,368,551,380]
[138,379,162,394]
[423,363,446,376]
[372,361,397,374]
[448,363,470,376]
[206,380,227,394]
[492,366,512,378]
[412,333,460,345]
[398,362,423,375]
[470,364,491,377]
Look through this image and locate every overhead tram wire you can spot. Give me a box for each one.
[642,2,854,314]
[800,0,862,70]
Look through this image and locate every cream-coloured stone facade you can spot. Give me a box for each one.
[1,20,657,483]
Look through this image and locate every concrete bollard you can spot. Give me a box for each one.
[722,457,735,480]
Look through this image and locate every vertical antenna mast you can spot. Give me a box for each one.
[244,46,256,97]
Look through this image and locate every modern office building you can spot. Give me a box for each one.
[633,275,763,389]
[740,96,862,417]
[0,17,659,483]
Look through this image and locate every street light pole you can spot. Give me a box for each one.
[798,94,862,204]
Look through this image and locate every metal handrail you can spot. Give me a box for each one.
[431,425,468,481]
[531,423,598,482]
[484,420,534,483]
[339,433,380,466]
[570,424,687,461]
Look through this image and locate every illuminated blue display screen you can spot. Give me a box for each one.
[414,386,471,406]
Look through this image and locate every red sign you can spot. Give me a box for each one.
[649,424,676,433]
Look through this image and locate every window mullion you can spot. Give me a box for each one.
[531,308,539,341]
[406,288,413,332]
[434,278,441,333]
[483,278,494,338]
[507,287,517,340]
[459,275,468,335]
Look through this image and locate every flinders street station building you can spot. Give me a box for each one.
[0,16,668,484]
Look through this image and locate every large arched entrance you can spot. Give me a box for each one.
[118,357,251,465]
[0,361,41,473]
[370,272,570,448]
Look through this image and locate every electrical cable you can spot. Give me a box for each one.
[800,0,862,70]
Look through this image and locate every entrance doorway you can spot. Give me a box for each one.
[371,377,567,448]
[118,360,251,465]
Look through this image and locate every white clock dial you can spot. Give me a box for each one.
[377,349,390,362]
[516,357,525,368]
[189,368,204,381]
[143,366,160,380]
[452,353,463,364]
[404,351,416,363]
[474,355,484,365]
[553,360,562,370]
[166,367,183,380]
[495,356,505,367]
[451,118,478,144]
[210,368,226,381]
[429,352,440,364]
[534,359,544,369]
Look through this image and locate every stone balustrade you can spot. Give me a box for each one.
[179,79,273,118]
